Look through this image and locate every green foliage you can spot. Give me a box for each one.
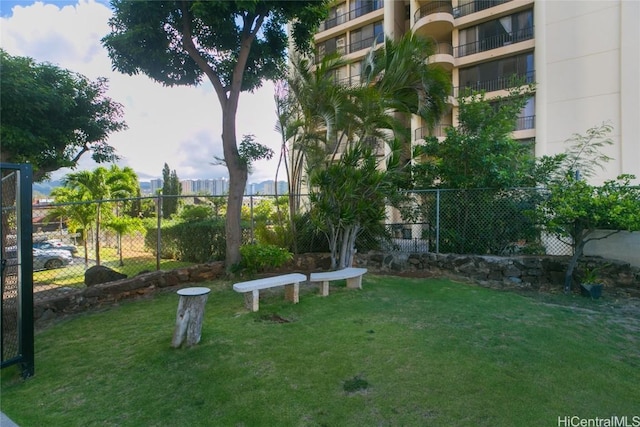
[161,163,181,219]
[104,215,144,236]
[237,243,293,275]
[310,143,392,268]
[145,219,226,263]
[531,122,640,291]
[406,86,541,254]
[102,1,328,89]
[102,0,329,269]
[51,165,140,264]
[0,49,126,182]
[436,189,541,255]
[413,85,537,189]
[251,197,292,248]
[292,213,330,253]
[539,174,640,241]
[178,204,213,222]
[239,134,274,171]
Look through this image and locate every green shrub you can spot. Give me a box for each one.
[172,219,226,263]
[178,205,214,222]
[144,218,225,262]
[292,213,329,253]
[237,243,293,274]
[144,219,180,259]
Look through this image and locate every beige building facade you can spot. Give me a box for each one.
[313,0,640,184]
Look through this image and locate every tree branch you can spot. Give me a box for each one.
[179,0,227,106]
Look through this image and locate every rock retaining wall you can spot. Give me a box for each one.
[33,253,639,327]
[35,262,225,327]
[353,252,640,296]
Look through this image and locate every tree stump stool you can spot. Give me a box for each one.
[171,287,211,348]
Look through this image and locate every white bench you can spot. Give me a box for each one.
[309,267,368,296]
[232,273,307,312]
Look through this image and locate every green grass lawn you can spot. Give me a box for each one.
[2,275,638,426]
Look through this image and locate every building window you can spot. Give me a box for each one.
[458,52,534,94]
[350,0,384,20]
[350,21,384,53]
[316,34,347,61]
[320,2,347,31]
[516,97,535,130]
[456,9,533,57]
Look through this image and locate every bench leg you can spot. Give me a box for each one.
[346,275,363,289]
[319,281,329,297]
[284,282,300,304]
[244,289,260,312]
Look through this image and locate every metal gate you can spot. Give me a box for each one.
[1,163,34,377]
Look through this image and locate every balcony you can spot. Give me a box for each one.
[428,42,455,70]
[454,26,534,58]
[414,124,449,140]
[318,1,384,32]
[349,33,385,55]
[414,1,453,23]
[455,71,535,97]
[452,0,512,19]
[514,115,535,131]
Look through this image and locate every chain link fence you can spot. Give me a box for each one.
[384,188,572,256]
[24,189,575,301]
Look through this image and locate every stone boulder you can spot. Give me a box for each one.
[84,265,127,287]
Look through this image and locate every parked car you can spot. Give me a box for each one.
[3,247,73,271]
[33,248,73,270]
[33,239,78,254]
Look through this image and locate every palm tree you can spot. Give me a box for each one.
[280,33,451,265]
[60,166,140,266]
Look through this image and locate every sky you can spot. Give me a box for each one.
[0,0,286,183]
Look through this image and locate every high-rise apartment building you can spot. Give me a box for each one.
[312,0,639,184]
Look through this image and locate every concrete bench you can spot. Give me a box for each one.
[232,273,307,312]
[309,267,368,296]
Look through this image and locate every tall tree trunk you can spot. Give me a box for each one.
[564,228,590,293]
[222,105,247,270]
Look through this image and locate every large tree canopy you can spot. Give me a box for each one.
[102,0,328,268]
[0,49,126,182]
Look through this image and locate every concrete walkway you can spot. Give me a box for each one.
[1,411,19,426]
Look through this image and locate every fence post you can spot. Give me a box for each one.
[96,202,101,266]
[156,193,162,271]
[249,195,254,244]
[436,189,440,254]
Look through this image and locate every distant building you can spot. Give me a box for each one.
[149,179,163,195]
[147,178,286,196]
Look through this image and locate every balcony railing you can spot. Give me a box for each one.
[333,73,362,87]
[414,124,449,140]
[349,33,385,54]
[515,115,535,131]
[414,1,454,23]
[432,41,454,56]
[414,116,535,140]
[455,71,535,96]
[454,26,534,58]
[452,0,512,19]
[319,1,384,32]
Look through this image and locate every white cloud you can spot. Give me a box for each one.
[1,0,283,183]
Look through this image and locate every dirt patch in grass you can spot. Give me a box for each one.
[257,313,291,323]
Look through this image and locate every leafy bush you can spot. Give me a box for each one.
[292,213,329,253]
[145,218,226,262]
[178,205,214,222]
[237,244,293,274]
[144,218,180,259]
[173,219,226,263]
